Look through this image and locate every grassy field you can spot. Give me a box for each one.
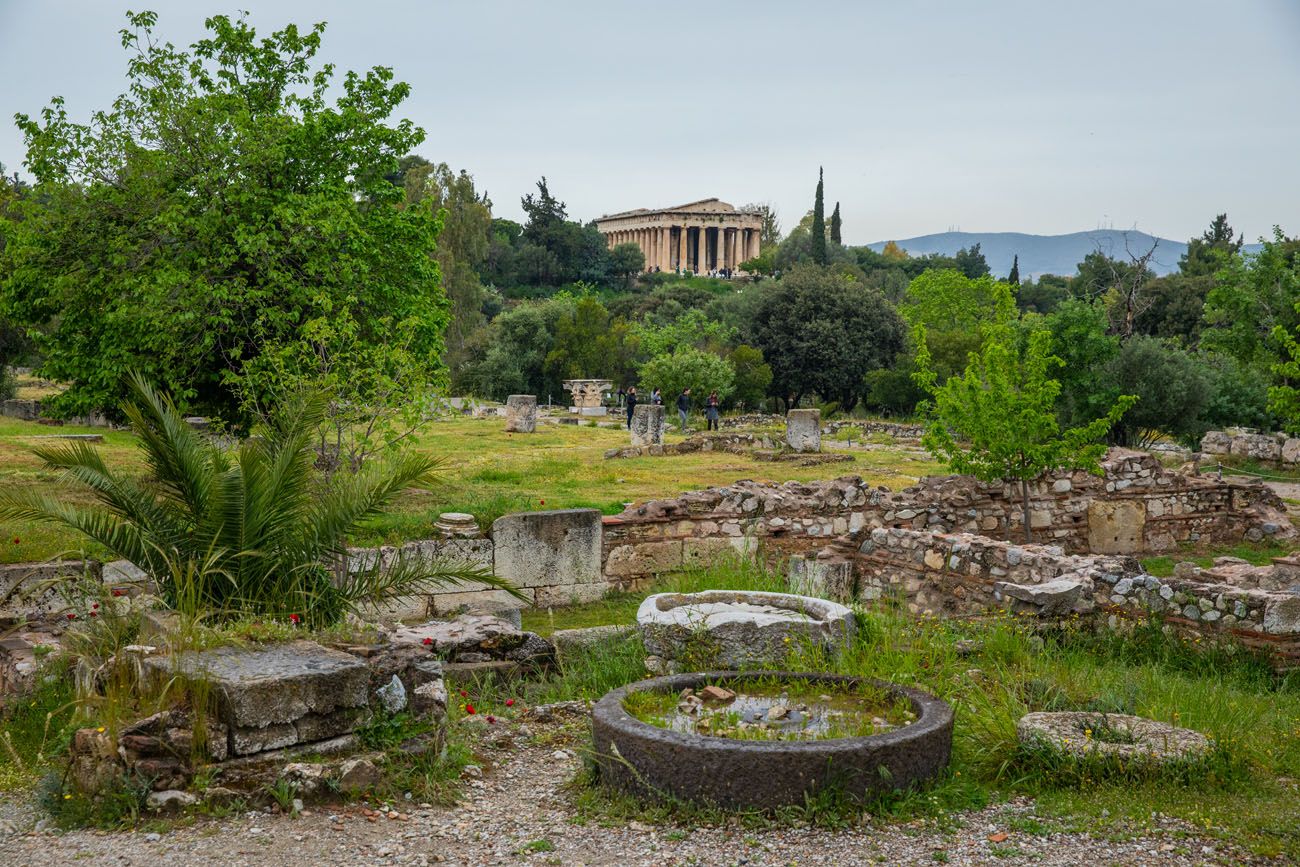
[0,414,942,563]
[478,563,1300,859]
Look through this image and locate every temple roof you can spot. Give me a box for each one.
[596,198,754,221]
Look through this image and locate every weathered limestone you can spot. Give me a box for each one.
[562,380,612,415]
[1087,500,1146,554]
[1,398,40,420]
[143,642,370,756]
[637,590,854,668]
[785,409,821,453]
[630,404,665,447]
[492,509,603,589]
[994,579,1088,617]
[787,553,856,603]
[1017,712,1211,764]
[504,394,537,433]
[594,199,764,274]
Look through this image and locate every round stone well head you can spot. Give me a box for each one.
[591,670,954,811]
[637,590,854,669]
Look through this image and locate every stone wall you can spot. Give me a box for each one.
[793,526,1300,665]
[600,449,1292,587]
[1201,429,1300,464]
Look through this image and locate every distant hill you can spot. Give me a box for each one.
[865,230,1263,280]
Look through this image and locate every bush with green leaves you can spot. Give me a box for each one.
[637,347,735,405]
[0,375,517,626]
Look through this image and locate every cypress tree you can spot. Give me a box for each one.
[1008,254,1020,286]
[811,167,827,265]
[830,201,842,245]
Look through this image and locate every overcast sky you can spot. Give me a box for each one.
[2,0,1298,244]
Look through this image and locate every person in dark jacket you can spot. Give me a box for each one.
[676,388,691,431]
[705,390,720,430]
[625,386,637,429]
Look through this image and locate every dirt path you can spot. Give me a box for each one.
[0,715,1255,867]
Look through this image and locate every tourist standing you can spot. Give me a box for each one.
[626,386,637,429]
[705,391,720,431]
[676,388,691,432]
[652,388,663,406]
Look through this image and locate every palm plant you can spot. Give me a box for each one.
[0,374,520,626]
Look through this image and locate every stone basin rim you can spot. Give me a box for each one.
[637,589,853,622]
[594,670,952,752]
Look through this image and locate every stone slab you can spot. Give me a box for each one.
[505,395,538,433]
[144,640,369,729]
[491,509,602,589]
[785,409,822,453]
[630,404,665,447]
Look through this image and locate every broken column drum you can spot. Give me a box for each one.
[504,395,538,433]
[630,404,666,447]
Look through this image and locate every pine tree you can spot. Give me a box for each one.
[1008,254,1020,286]
[811,167,827,265]
[830,201,842,245]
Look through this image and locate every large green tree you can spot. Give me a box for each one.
[830,202,842,245]
[811,167,827,266]
[749,266,904,410]
[0,12,445,422]
[915,287,1135,541]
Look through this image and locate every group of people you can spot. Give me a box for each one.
[624,386,721,432]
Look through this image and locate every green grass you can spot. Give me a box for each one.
[1140,540,1292,577]
[0,414,942,563]
[500,563,1300,858]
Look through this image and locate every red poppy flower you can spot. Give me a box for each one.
[66,613,76,620]
[465,704,476,715]
[289,614,301,625]
[89,611,98,618]
[539,499,545,505]
[91,603,99,610]
[422,637,433,646]
[505,699,515,707]
[486,715,496,724]
[110,589,126,598]
[459,690,467,698]
[10,537,19,545]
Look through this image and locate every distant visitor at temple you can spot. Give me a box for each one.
[594,198,763,274]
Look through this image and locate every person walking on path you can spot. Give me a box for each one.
[625,386,637,430]
[705,391,720,431]
[676,388,691,432]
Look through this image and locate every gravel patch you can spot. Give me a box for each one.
[0,717,1255,866]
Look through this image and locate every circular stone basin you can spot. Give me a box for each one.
[591,671,954,811]
[1017,712,1212,764]
[637,590,854,669]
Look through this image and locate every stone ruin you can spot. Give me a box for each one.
[562,379,613,416]
[59,612,556,804]
[504,394,537,433]
[785,408,822,453]
[1201,428,1300,465]
[629,403,665,447]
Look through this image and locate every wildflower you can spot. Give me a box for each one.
[465,704,476,715]
[486,715,496,724]
[66,613,76,620]
[89,611,98,618]
[505,699,515,707]
[540,499,545,506]
[459,690,468,698]
[91,602,99,610]
[289,613,301,626]
[10,536,19,545]
[422,637,433,646]
[96,726,105,733]
[63,793,72,800]
[111,589,126,597]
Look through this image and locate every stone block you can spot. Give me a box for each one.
[1087,500,1146,554]
[787,555,856,603]
[1,398,40,420]
[504,395,538,433]
[534,582,610,608]
[1229,433,1281,462]
[492,509,603,588]
[550,625,636,658]
[231,723,299,756]
[630,404,665,447]
[1263,595,1300,635]
[1283,438,1300,465]
[1199,430,1232,455]
[682,537,747,569]
[293,707,369,743]
[785,409,821,453]
[144,640,369,730]
[427,587,535,617]
[994,579,1087,617]
[604,541,683,577]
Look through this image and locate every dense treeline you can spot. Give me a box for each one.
[2,12,1299,452]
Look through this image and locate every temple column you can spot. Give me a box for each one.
[677,227,686,271]
[737,229,746,264]
[696,227,706,273]
[658,227,669,270]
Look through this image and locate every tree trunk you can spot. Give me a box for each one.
[1021,477,1032,543]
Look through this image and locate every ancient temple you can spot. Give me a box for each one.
[594,198,763,273]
